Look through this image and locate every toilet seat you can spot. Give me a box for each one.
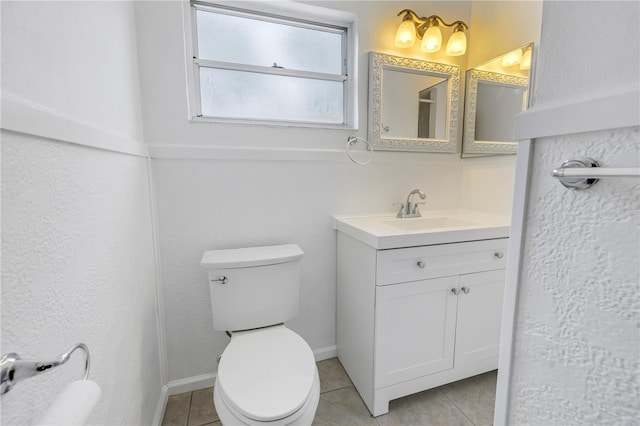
[216,325,318,423]
[214,372,320,426]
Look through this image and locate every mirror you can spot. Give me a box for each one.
[368,52,460,152]
[462,43,533,156]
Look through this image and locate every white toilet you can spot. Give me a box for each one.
[200,244,320,425]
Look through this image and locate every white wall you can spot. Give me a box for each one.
[458,0,542,217]
[1,0,145,145]
[533,1,639,105]
[135,0,474,383]
[1,1,163,424]
[152,155,464,382]
[133,0,537,385]
[468,1,543,69]
[506,1,640,423]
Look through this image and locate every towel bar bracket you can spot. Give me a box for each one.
[551,156,640,190]
[552,157,600,190]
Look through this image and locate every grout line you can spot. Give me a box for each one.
[437,387,477,426]
[320,383,353,394]
[185,391,194,426]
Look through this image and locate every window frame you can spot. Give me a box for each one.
[183,0,358,129]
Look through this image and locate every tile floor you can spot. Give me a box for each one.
[161,358,497,426]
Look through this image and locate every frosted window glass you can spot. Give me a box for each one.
[196,9,343,75]
[199,68,344,124]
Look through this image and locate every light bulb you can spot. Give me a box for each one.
[501,48,523,67]
[421,25,442,53]
[395,19,416,48]
[520,48,532,70]
[445,29,466,56]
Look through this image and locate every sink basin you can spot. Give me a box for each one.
[333,211,510,249]
[382,217,480,231]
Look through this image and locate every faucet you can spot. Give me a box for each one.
[396,189,427,218]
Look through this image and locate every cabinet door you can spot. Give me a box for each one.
[374,276,458,388]
[454,269,505,366]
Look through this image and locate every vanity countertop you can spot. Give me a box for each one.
[333,211,510,249]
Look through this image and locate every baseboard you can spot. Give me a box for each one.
[313,345,338,362]
[167,373,217,396]
[152,385,169,426]
[163,345,336,398]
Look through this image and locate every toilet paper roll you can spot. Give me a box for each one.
[36,380,101,426]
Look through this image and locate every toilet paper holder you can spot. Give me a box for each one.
[0,343,91,395]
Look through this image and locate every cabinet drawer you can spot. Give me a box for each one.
[376,239,508,286]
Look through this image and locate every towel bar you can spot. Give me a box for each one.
[551,157,640,190]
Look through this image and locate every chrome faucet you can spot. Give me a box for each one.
[396,189,427,218]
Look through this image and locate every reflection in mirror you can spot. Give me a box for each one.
[382,70,447,139]
[369,52,460,152]
[462,43,533,156]
[474,76,527,142]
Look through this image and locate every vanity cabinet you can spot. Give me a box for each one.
[336,233,508,416]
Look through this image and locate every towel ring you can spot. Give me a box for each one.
[346,136,374,165]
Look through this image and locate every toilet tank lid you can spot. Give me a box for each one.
[201,244,303,269]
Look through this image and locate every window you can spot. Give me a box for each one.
[187,1,357,128]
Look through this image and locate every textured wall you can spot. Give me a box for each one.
[533,1,639,106]
[1,132,162,425]
[506,1,640,423]
[509,128,640,424]
[1,0,144,142]
[1,1,162,423]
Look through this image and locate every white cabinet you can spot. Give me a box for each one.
[375,276,458,388]
[336,233,508,416]
[455,269,505,366]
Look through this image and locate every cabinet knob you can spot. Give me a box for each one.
[461,286,470,294]
[451,288,460,295]
[416,260,425,269]
[494,252,504,259]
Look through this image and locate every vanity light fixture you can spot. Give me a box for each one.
[394,9,468,56]
[520,46,532,70]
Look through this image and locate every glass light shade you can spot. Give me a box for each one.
[520,48,532,70]
[421,25,442,53]
[501,49,523,67]
[445,30,466,56]
[395,20,416,47]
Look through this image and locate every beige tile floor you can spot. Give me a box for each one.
[161,358,497,426]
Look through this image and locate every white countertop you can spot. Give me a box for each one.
[333,211,511,249]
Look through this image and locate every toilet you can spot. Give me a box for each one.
[200,244,320,425]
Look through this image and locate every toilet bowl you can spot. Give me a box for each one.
[200,244,320,425]
[213,326,320,425]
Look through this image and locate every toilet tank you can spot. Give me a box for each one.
[201,244,303,332]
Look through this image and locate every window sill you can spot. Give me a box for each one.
[188,115,357,131]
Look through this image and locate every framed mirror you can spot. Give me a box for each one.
[368,52,460,152]
[462,43,533,156]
